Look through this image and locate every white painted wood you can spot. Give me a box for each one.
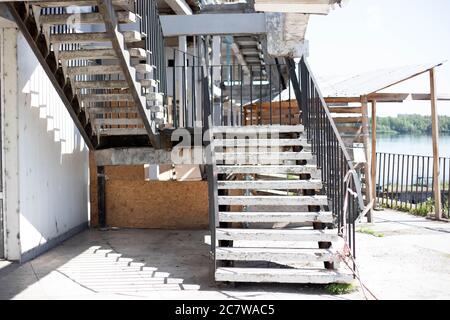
[140,79,158,88]
[215,152,313,161]
[218,195,328,206]
[216,165,319,175]
[213,125,304,134]
[94,118,143,126]
[145,91,164,103]
[217,179,322,190]
[216,228,338,242]
[213,138,309,147]
[216,248,339,263]
[218,211,333,223]
[135,63,155,74]
[98,128,147,136]
[39,11,135,25]
[215,267,353,284]
[129,48,147,59]
[35,0,133,7]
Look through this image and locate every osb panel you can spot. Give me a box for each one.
[105,165,145,180]
[105,180,209,229]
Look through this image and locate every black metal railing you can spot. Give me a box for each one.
[135,0,167,97]
[167,61,293,128]
[295,57,365,258]
[376,152,450,218]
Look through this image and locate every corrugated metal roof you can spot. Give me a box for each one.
[318,61,445,98]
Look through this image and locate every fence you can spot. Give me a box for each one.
[376,152,450,218]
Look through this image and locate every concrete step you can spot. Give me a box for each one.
[217,179,322,190]
[215,248,339,263]
[50,32,110,44]
[213,138,309,147]
[218,195,328,206]
[216,228,338,242]
[215,152,313,162]
[218,211,333,223]
[58,48,117,60]
[40,11,136,25]
[213,125,304,135]
[216,165,319,175]
[215,267,353,284]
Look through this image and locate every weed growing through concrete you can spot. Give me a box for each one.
[325,283,356,295]
[356,227,384,237]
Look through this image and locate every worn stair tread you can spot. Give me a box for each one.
[37,0,133,7]
[218,195,328,206]
[88,107,137,114]
[39,11,136,25]
[122,31,142,42]
[216,165,319,175]
[129,48,148,59]
[74,80,129,89]
[213,138,310,147]
[215,248,340,263]
[213,125,304,134]
[80,93,133,102]
[58,48,117,60]
[218,211,333,223]
[94,118,143,126]
[140,79,158,88]
[135,63,156,74]
[216,228,338,242]
[215,267,353,284]
[217,179,322,190]
[98,128,148,136]
[215,152,313,161]
[67,65,123,76]
[50,32,110,44]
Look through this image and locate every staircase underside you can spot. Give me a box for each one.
[7,0,169,149]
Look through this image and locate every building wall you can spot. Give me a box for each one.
[2,29,90,261]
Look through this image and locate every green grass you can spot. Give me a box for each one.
[325,283,356,295]
[356,227,384,238]
[379,198,435,217]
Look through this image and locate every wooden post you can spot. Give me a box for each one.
[361,96,373,222]
[429,68,442,220]
[371,100,377,215]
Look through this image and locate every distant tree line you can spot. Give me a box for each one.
[370,114,450,134]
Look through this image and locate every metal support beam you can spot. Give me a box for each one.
[160,13,266,36]
[97,166,106,229]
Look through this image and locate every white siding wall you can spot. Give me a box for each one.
[14,33,89,257]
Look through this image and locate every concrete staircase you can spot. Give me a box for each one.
[7,0,165,148]
[211,125,353,284]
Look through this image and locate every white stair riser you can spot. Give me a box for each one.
[216,229,338,242]
[218,196,328,206]
[218,212,333,223]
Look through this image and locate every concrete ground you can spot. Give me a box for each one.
[0,209,449,300]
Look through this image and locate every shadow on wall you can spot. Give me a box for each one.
[16,33,90,260]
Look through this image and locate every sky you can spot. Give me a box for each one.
[306,0,450,117]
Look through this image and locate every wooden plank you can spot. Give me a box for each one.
[67,65,123,76]
[215,267,353,284]
[217,179,322,190]
[39,11,136,25]
[333,116,364,124]
[213,138,309,147]
[74,80,129,89]
[216,165,319,175]
[94,118,143,126]
[217,195,328,206]
[215,228,338,242]
[81,93,133,102]
[33,0,133,7]
[218,211,332,223]
[213,125,304,134]
[328,106,362,114]
[87,107,137,114]
[50,32,110,43]
[58,48,117,60]
[215,248,339,263]
[97,128,148,136]
[215,151,313,161]
[361,96,373,221]
[430,68,442,219]
[371,99,377,214]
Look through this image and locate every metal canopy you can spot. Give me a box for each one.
[318,61,446,98]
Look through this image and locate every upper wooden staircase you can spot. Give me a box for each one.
[7,0,165,149]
